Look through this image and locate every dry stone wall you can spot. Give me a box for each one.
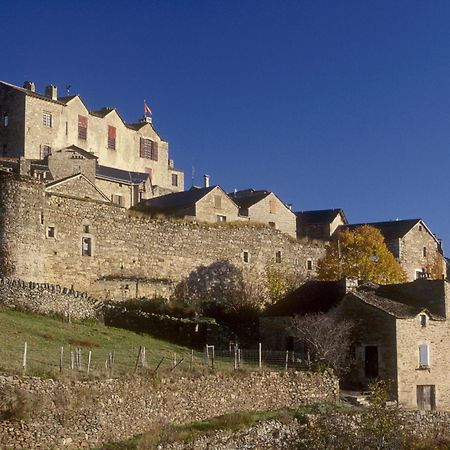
[0,371,338,449]
[0,278,102,321]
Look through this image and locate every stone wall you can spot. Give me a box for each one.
[0,278,102,321]
[0,173,325,300]
[0,371,338,449]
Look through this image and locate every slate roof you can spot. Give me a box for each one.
[264,280,345,316]
[140,186,217,213]
[0,80,65,105]
[56,145,97,159]
[339,219,421,241]
[295,208,347,225]
[228,189,271,209]
[96,165,149,185]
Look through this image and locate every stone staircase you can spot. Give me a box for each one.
[341,390,372,407]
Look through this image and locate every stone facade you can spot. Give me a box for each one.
[0,173,325,300]
[0,80,184,201]
[193,187,241,223]
[0,371,338,449]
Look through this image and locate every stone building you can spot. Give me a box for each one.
[340,219,445,281]
[261,278,450,410]
[295,208,348,240]
[0,79,184,206]
[229,189,297,238]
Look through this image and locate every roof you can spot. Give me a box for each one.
[339,219,421,241]
[295,208,347,225]
[54,145,97,160]
[264,280,345,316]
[140,185,218,214]
[96,165,149,185]
[0,80,65,105]
[228,189,271,210]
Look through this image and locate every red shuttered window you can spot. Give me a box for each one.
[140,138,158,160]
[78,115,87,140]
[108,126,116,150]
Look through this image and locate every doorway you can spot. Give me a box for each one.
[364,346,379,378]
[417,385,436,410]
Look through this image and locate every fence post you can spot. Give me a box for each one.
[71,351,75,370]
[285,350,289,371]
[234,345,238,370]
[238,349,241,368]
[190,349,194,371]
[174,352,177,367]
[134,346,142,373]
[87,351,92,375]
[60,346,64,373]
[141,346,146,368]
[211,346,214,369]
[258,343,262,369]
[22,342,27,372]
[205,344,209,365]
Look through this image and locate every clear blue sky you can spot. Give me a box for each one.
[4,0,450,250]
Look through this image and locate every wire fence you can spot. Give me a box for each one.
[0,342,312,379]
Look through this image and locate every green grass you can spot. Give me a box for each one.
[0,309,202,378]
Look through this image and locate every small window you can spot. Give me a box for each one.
[420,314,427,328]
[42,112,52,127]
[419,344,429,367]
[41,145,52,159]
[242,251,249,263]
[275,251,282,263]
[268,221,276,229]
[416,269,427,280]
[47,226,55,238]
[217,215,226,222]
[307,259,313,270]
[107,125,116,150]
[269,198,277,214]
[83,224,90,233]
[3,113,9,127]
[40,212,44,225]
[111,194,124,206]
[214,195,222,209]
[78,115,87,140]
[423,247,427,257]
[172,173,178,187]
[82,237,92,256]
[140,138,158,160]
[65,121,68,136]
[418,225,423,231]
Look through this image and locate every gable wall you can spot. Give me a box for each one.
[47,149,97,183]
[46,177,107,202]
[195,188,241,223]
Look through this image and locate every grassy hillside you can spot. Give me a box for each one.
[0,309,201,378]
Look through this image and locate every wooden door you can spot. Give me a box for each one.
[417,385,436,410]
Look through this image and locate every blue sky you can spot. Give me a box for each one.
[4,0,450,249]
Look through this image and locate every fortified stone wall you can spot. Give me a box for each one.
[0,371,338,449]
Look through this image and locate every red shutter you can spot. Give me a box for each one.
[108,126,116,138]
[78,115,87,127]
[152,141,158,161]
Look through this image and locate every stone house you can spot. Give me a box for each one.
[295,208,348,240]
[0,79,184,201]
[261,278,450,410]
[339,219,445,281]
[136,185,241,223]
[229,189,297,238]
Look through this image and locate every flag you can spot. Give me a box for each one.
[144,100,152,116]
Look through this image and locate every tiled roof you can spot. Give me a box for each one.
[96,165,149,185]
[140,186,217,213]
[339,219,421,241]
[295,208,347,225]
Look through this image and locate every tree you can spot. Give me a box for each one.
[317,225,407,284]
[288,313,354,375]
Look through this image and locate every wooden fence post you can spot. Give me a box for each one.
[87,351,92,375]
[258,343,262,369]
[60,346,64,373]
[22,342,27,372]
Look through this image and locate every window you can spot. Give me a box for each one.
[41,145,51,159]
[268,221,276,229]
[275,251,282,263]
[172,173,178,187]
[419,344,429,367]
[269,198,277,214]
[307,259,313,270]
[3,113,8,127]
[217,215,226,222]
[242,251,249,263]
[423,247,427,257]
[214,195,222,209]
[47,226,55,238]
[82,237,92,256]
[65,121,68,136]
[416,269,427,280]
[107,125,116,150]
[140,138,158,160]
[40,212,44,225]
[78,115,87,140]
[418,225,423,232]
[83,224,90,233]
[111,194,124,206]
[42,112,52,127]
[420,314,427,328]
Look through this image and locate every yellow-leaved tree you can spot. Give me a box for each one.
[317,225,407,284]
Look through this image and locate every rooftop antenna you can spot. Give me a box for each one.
[66,85,71,96]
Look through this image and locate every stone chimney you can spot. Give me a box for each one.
[204,174,210,188]
[45,85,57,100]
[23,81,35,92]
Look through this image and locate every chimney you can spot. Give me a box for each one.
[203,174,210,188]
[23,81,35,92]
[45,85,57,101]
